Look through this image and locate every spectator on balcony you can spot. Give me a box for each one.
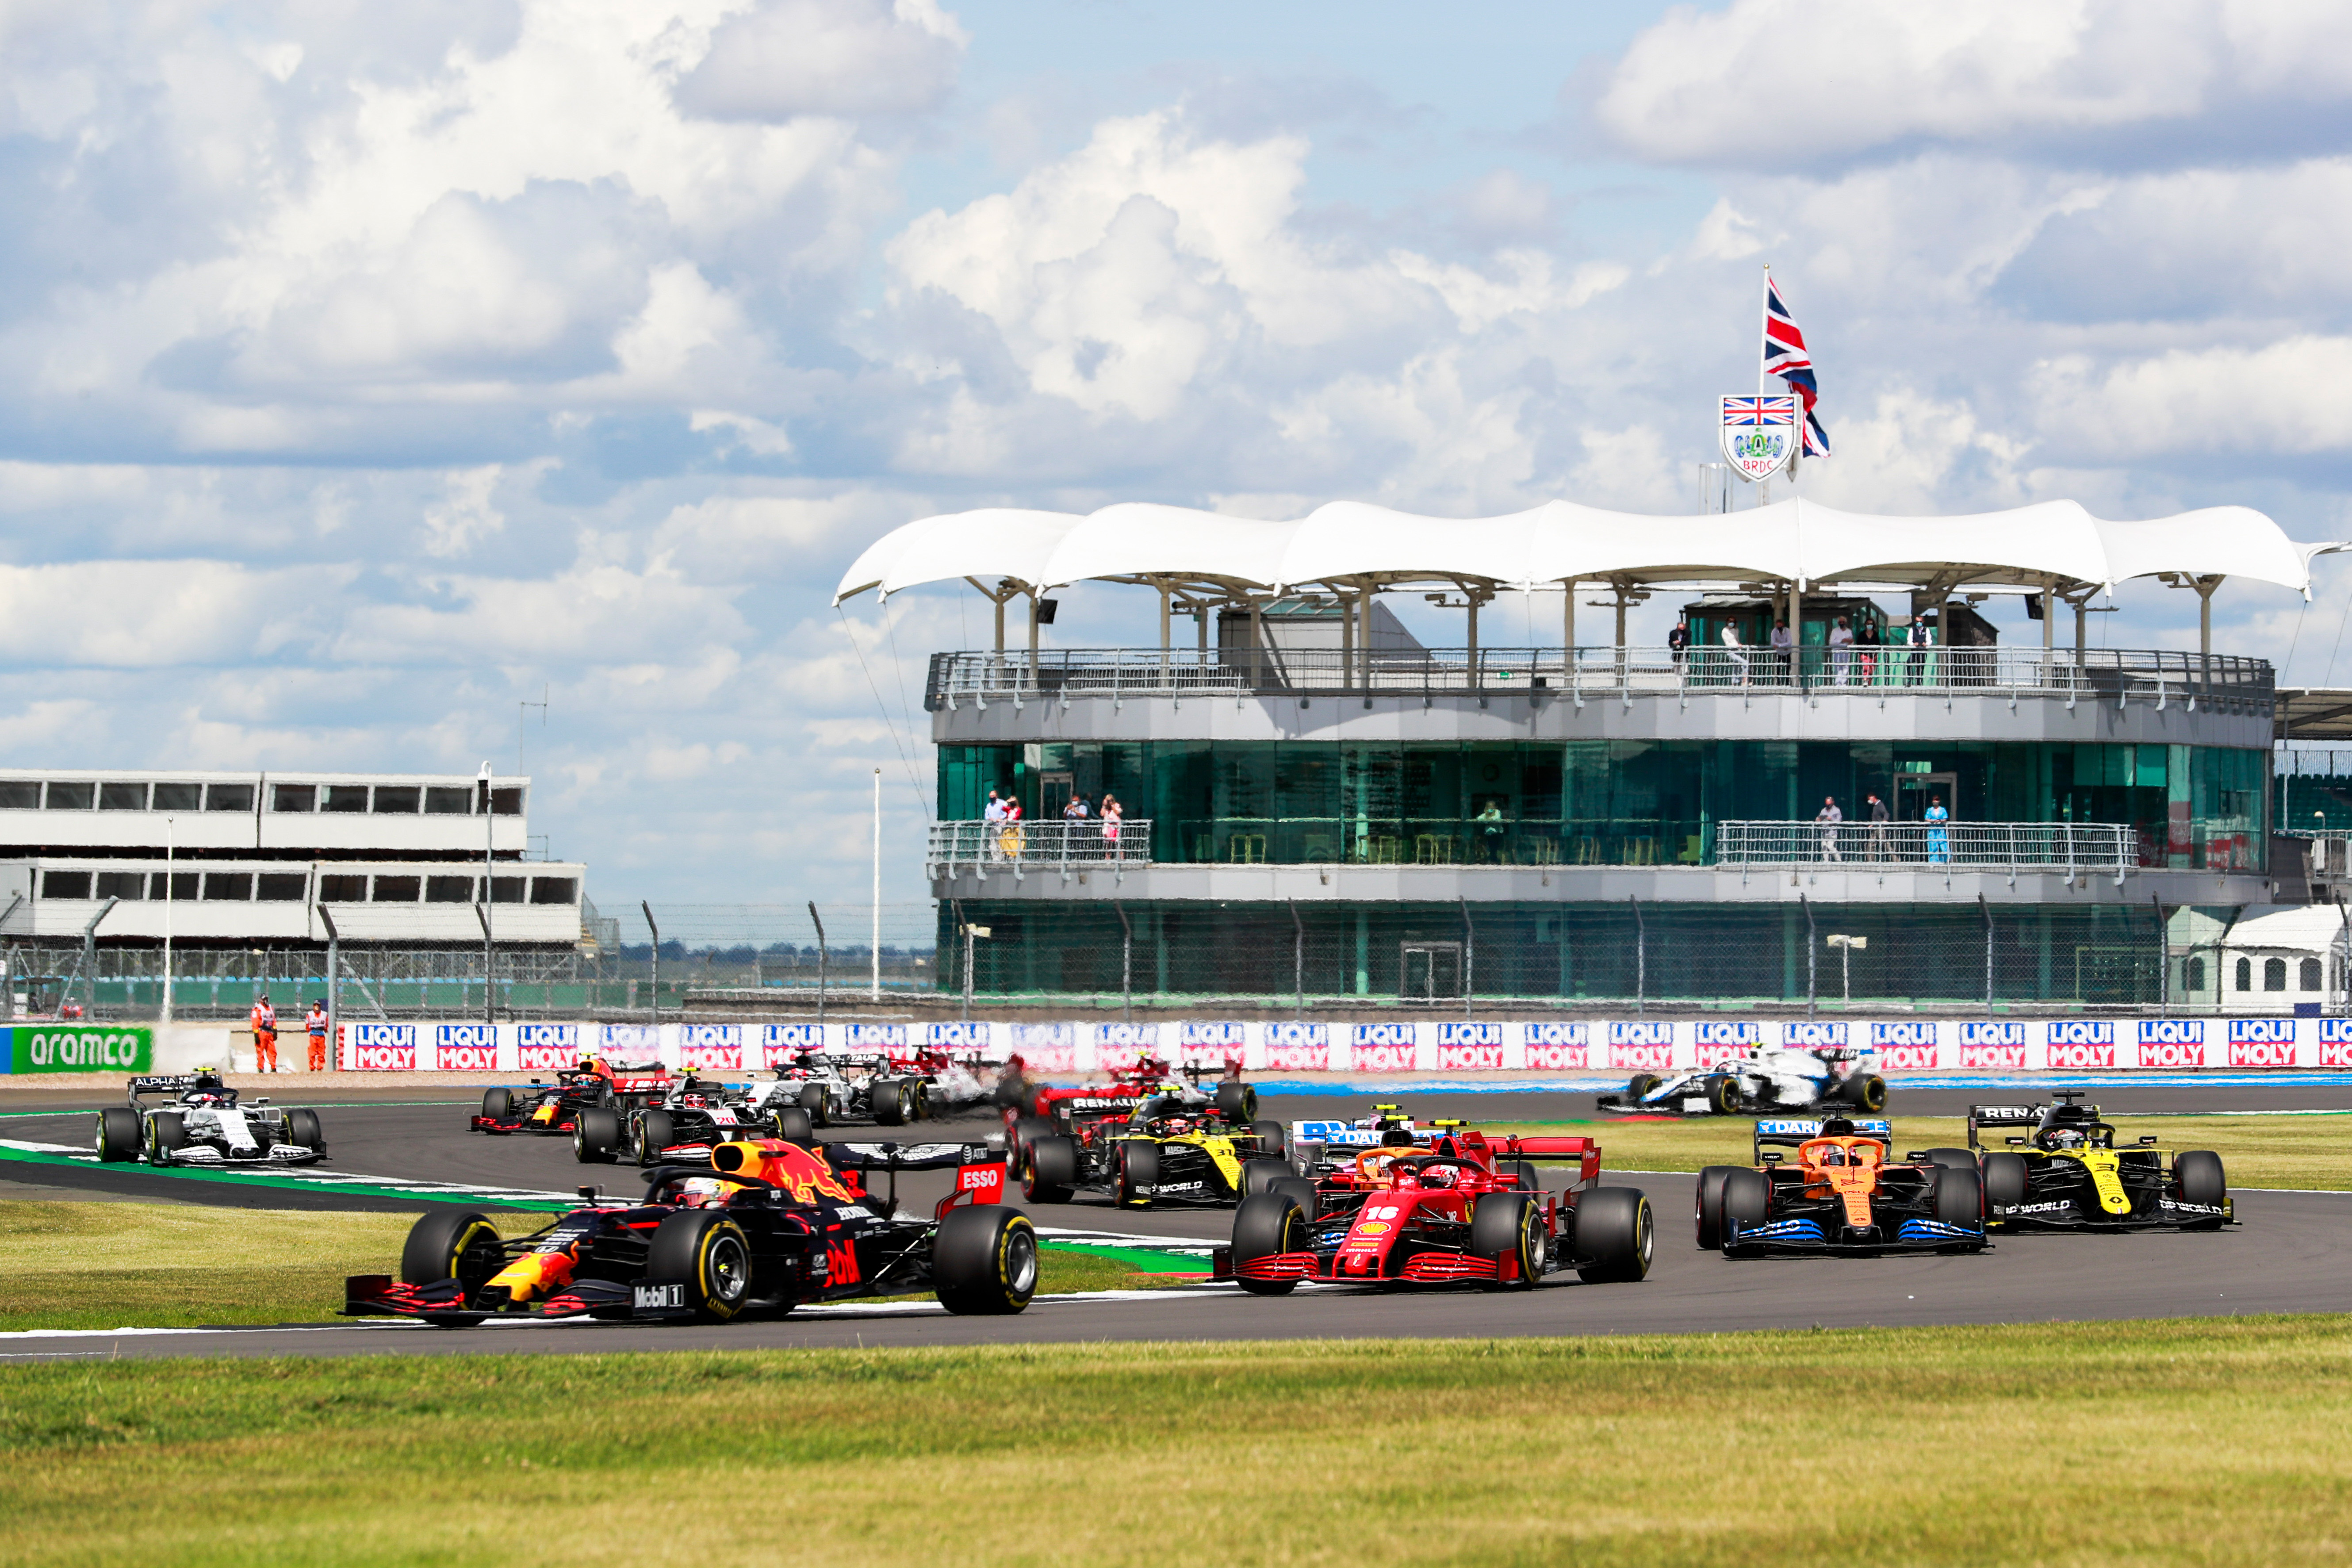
[1062,794,1091,821]
[998,795,1025,861]
[1100,795,1124,859]
[1721,622,1750,686]
[1816,797,1843,862]
[1667,616,1691,682]
[984,790,1007,824]
[1830,617,1855,685]
[1865,793,1891,860]
[1771,617,1793,684]
[1925,795,1951,863]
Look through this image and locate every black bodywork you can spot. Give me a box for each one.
[1967,1095,2233,1231]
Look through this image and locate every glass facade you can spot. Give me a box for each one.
[937,899,2177,1006]
[942,740,2270,871]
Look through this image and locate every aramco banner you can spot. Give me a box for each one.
[1,1025,154,1074]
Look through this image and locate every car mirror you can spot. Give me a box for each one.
[253,1097,270,1106]
[2006,1136,2028,1146]
[1905,1151,1926,1162]
[2139,1135,2159,1146]
[1759,1151,1783,1165]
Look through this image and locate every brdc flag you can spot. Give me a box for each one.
[1764,276,1831,458]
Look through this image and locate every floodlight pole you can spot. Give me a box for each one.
[318,905,340,1067]
[871,769,881,1002]
[643,901,660,1025]
[1118,902,1135,1023]
[82,897,119,1019]
[477,763,494,1026]
[809,901,827,1024]
[1801,894,1816,1017]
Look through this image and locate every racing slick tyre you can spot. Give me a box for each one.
[1023,1135,1079,1204]
[1009,1116,1054,1178]
[873,1079,907,1127]
[909,1079,933,1122]
[1250,1119,1287,1158]
[633,1110,675,1167]
[1231,1191,1310,1296]
[1625,1073,1661,1103]
[574,1105,622,1163]
[145,1111,186,1163]
[94,1107,141,1163]
[286,1108,326,1154]
[933,1205,1038,1315]
[797,1083,828,1127]
[1471,1191,1543,1288]
[1922,1148,1975,1173]
[1572,1187,1656,1283]
[1694,1165,1738,1251]
[1720,1169,1771,1256]
[1501,1158,1540,1192]
[480,1087,513,1122]
[1241,1158,1291,1200]
[2175,1150,2227,1227]
[645,1210,753,1323]
[1934,1166,1984,1229]
[1267,1175,1321,1221]
[1980,1152,2030,1211]
[1214,1081,1258,1122]
[400,1209,506,1291]
[1112,1139,1160,1208]
[1704,1075,1742,1115]
[1843,1073,1889,1113]
[769,1107,816,1146]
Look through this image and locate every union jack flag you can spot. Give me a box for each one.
[1721,396,1796,425]
[1764,276,1831,457]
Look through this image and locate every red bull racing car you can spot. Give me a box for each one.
[469,1059,671,1135]
[345,1136,1035,1324]
[1220,1108,1654,1292]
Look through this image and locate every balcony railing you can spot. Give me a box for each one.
[927,818,1151,878]
[926,645,2272,712]
[1713,820,2139,873]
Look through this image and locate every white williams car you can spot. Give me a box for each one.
[94,1071,328,1166]
[1596,1047,1887,1118]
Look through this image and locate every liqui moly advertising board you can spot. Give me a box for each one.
[2044,1020,2116,1070]
[1693,1020,1759,1068]
[2321,1019,2352,1068]
[2226,1018,2298,1069]
[1606,1020,1675,1072]
[1524,1021,1587,1070]
[677,1024,743,1072]
[1008,1021,1080,1073]
[433,1023,500,1073]
[2135,1018,2205,1070]
[1435,1022,1504,1072]
[1957,1020,2027,1070]
[1868,1020,1938,1071]
[1352,1022,1420,1074]
[759,1023,823,1067]
[517,1022,582,1071]
[345,1022,416,1071]
[1262,1022,1329,1073]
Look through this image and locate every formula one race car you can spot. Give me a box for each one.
[1694,1117,1985,1257]
[470,1059,671,1135]
[1221,1115,1654,1292]
[345,1136,1036,1324]
[769,1050,981,1128]
[1597,1046,1888,1117]
[93,1072,327,1167]
[574,1075,820,1165]
[1966,1095,2233,1231]
[1019,1093,1289,1208]
[1005,1053,1253,1172]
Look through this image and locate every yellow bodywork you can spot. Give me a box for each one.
[2040,1149,2134,1214]
[485,1248,575,1303]
[531,1101,559,1125]
[1119,1131,1247,1196]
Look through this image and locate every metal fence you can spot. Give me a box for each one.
[1714,820,2139,874]
[927,645,2273,711]
[927,819,1151,878]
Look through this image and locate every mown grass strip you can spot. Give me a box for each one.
[3,1318,2350,1566]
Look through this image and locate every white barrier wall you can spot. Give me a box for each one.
[332,1016,2352,1074]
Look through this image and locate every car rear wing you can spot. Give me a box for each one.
[824,1140,1009,1218]
[1965,1104,2050,1150]
[126,1074,202,1106]
[1456,1131,1603,1188]
[1752,1117,1892,1159]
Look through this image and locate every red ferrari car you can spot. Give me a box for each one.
[1220,1119,1653,1291]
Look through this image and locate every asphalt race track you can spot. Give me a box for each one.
[3,1078,2348,1360]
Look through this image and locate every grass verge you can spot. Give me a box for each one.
[1500,1112,2352,1189]
[5,1317,2352,1566]
[0,1202,1187,1332]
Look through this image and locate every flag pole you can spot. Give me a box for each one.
[1758,264,1772,506]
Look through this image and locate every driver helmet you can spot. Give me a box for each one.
[2046,1127,2085,1149]
[677,1177,728,1208]
[1818,1145,1846,1166]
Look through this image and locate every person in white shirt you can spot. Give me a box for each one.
[1721,624,1749,686]
[1830,617,1855,685]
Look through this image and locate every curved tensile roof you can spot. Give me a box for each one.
[835,496,2337,603]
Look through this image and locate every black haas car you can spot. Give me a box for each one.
[346,1137,1036,1324]
[573,1075,820,1166]
[1966,1094,2232,1231]
[470,1058,671,1136]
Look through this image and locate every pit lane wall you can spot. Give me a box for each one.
[314,1017,2352,1075]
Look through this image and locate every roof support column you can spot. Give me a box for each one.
[1026,587,1039,686]
[1788,581,1802,687]
[1467,594,1480,689]
[1249,596,1263,689]
[1340,585,1354,692]
[2075,595,2087,663]
[2194,574,2223,694]
[2042,577,2055,651]
[1157,582,1170,690]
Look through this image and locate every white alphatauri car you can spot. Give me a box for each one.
[94,1071,328,1165]
[1595,1047,1888,1118]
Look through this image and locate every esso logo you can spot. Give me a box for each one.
[437,1045,498,1072]
[2047,1043,2117,1070]
[1959,1022,2025,1047]
[957,1164,1005,1199]
[1525,1043,1586,1070]
[1263,1044,1330,1072]
[2137,1020,2204,1046]
[680,1044,739,1071]
[2047,1020,2114,1046]
[1354,1044,1417,1073]
[1352,1023,1415,1048]
[1695,1021,1759,1047]
[516,1023,577,1049]
[1958,1045,2028,1070]
[519,1045,578,1070]
[2228,1019,2295,1045]
[1608,1022,1673,1047]
[435,1023,495,1050]
[1875,1046,1937,1071]
[1783,1022,1846,1047]
[1870,1022,1935,1048]
[1435,1045,1505,1071]
[2137,1041,2205,1069]
[352,1043,414,1071]
[2228,1041,2297,1069]
[1608,1043,1675,1072]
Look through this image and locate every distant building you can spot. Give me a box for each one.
[0,771,586,949]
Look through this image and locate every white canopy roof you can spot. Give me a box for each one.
[835,497,2338,603]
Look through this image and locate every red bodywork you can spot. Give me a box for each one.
[1004,1052,1244,1142]
[469,1060,671,1135]
[1234,1131,1600,1285]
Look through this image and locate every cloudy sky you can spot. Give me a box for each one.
[5,0,2351,912]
